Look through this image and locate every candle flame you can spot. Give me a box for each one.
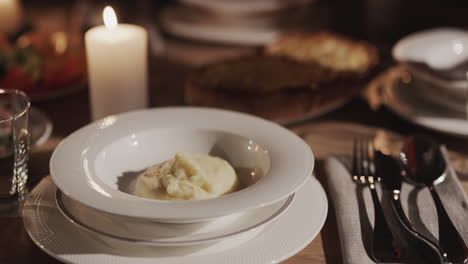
[103,6,118,28]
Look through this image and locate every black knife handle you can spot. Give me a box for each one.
[369,184,399,262]
[390,193,447,263]
[429,186,468,263]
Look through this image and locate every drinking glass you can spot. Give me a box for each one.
[0,89,30,216]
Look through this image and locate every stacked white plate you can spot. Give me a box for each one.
[382,28,468,137]
[159,0,316,45]
[23,107,328,263]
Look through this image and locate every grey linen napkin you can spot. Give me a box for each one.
[324,146,468,264]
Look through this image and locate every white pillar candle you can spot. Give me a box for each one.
[85,6,148,120]
[0,0,22,33]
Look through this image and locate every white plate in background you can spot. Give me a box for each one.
[159,6,281,45]
[179,0,314,15]
[392,28,468,97]
[399,70,466,114]
[381,69,468,137]
[30,107,53,147]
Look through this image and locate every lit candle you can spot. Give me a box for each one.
[0,0,22,33]
[85,6,148,120]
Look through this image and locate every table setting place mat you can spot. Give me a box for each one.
[324,146,468,264]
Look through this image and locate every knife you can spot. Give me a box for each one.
[374,150,447,264]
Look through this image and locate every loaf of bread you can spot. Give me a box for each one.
[185,31,379,123]
[264,32,378,74]
[188,55,346,95]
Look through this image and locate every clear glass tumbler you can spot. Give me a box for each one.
[0,89,30,216]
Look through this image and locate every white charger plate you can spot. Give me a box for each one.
[55,189,294,246]
[381,69,468,137]
[23,176,328,264]
[50,107,314,222]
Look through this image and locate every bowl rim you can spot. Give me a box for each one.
[392,27,468,64]
[50,107,314,221]
[55,189,295,246]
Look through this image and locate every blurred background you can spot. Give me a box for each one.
[3,0,468,127]
[18,0,468,49]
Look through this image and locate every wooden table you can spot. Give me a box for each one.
[1,39,468,264]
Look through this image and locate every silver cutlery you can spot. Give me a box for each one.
[374,149,447,264]
[352,138,399,263]
[400,135,468,263]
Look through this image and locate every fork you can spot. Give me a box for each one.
[352,138,399,263]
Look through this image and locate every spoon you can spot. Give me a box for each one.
[401,135,468,263]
